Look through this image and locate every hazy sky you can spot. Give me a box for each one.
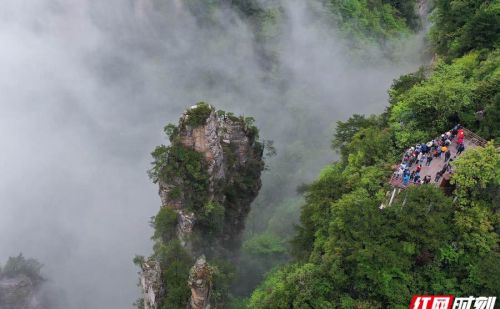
[0,1,426,308]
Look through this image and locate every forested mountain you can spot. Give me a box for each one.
[2,0,496,308]
[134,2,433,308]
[134,1,498,308]
[136,103,266,309]
[248,1,499,308]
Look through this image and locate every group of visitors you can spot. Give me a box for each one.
[393,125,466,187]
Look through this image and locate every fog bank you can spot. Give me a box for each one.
[0,1,426,307]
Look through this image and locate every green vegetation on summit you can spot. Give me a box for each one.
[249,1,499,307]
[138,103,265,309]
[136,1,499,308]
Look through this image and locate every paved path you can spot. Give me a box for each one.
[390,137,479,189]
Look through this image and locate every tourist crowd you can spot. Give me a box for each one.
[393,125,466,187]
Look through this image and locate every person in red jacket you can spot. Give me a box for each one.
[457,128,464,144]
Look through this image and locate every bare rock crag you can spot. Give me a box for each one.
[187,256,212,309]
[0,275,43,309]
[140,103,264,309]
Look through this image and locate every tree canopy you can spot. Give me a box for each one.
[250,2,499,302]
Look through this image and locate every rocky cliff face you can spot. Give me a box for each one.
[0,255,55,309]
[158,105,263,251]
[139,258,162,309]
[139,103,264,309]
[0,275,43,309]
[187,256,211,309]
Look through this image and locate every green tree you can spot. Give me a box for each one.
[1,254,44,284]
[248,263,334,309]
[155,240,193,309]
[430,0,500,59]
[184,102,213,127]
[451,143,499,256]
[325,0,415,45]
[332,114,382,153]
[451,143,500,208]
[152,207,179,243]
[389,54,479,147]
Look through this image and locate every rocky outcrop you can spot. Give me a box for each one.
[139,103,264,308]
[139,259,162,309]
[158,104,264,251]
[178,111,226,186]
[0,275,43,309]
[177,209,196,247]
[187,256,212,309]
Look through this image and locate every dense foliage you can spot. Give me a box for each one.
[325,0,418,44]
[138,102,265,308]
[183,0,420,58]
[184,102,214,127]
[430,0,499,60]
[233,0,426,296]
[137,1,498,307]
[389,50,500,146]
[152,207,179,243]
[0,254,44,285]
[148,2,425,298]
[249,2,499,307]
[155,241,193,309]
[250,131,498,308]
[150,143,210,211]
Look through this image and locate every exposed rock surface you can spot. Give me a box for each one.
[0,275,43,309]
[139,103,264,309]
[139,259,162,309]
[158,105,263,251]
[187,256,212,309]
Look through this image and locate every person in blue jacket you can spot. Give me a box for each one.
[403,174,411,186]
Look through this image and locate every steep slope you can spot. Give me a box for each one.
[0,275,41,309]
[248,1,499,307]
[0,255,48,309]
[137,102,265,309]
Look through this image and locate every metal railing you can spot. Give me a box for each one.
[462,127,488,147]
[384,127,490,207]
[389,126,487,188]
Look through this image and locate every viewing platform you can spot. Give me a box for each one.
[382,127,487,208]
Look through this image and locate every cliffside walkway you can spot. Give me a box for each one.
[382,127,487,208]
[390,128,486,189]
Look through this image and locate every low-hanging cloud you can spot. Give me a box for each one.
[0,0,427,308]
